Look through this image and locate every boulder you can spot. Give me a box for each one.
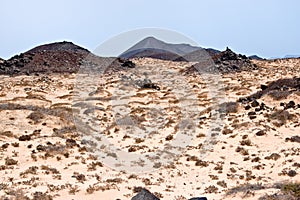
[285,101,295,109]
[131,188,160,200]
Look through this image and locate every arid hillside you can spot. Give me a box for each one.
[0,42,299,200]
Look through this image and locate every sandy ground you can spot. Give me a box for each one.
[0,58,299,199]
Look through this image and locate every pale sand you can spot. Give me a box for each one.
[0,58,299,199]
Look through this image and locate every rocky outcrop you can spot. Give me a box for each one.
[212,47,258,73]
[181,47,258,74]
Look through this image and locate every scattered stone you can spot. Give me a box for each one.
[36,144,46,151]
[255,130,266,136]
[19,135,31,141]
[245,105,251,110]
[285,101,295,109]
[143,83,160,90]
[251,100,259,107]
[265,153,281,161]
[287,170,297,177]
[136,79,160,90]
[286,136,300,143]
[248,111,256,116]
[255,107,262,112]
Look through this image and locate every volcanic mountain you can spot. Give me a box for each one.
[0,41,127,76]
[119,37,257,73]
[0,38,261,75]
[120,36,220,60]
[0,41,91,75]
[249,55,264,60]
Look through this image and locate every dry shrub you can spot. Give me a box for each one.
[269,90,291,100]
[27,111,45,124]
[219,102,239,114]
[266,110,296,127]
[0,131,14,137]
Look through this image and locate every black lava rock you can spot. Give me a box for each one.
[251,100,260,107]
[248,111,256,116]
[245,105,251,110]
[142,83,160,90]
[290,136,300,143]
[285,101,295,109]
[19,135,31,141]
[261,84,268,90]
[287,170,297,177]
[121,60,135,68]
[256,130,266,136]
[131,188,160,200]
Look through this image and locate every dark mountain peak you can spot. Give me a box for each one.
[249,55,264,60]
[142,36,160,42]
[127,36,168,51]
[120,36,201,60]
[26,41,90,54]
[0,41,128,76]
[0,41,93,75]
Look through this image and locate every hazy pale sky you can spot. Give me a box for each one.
[0,0,299,59]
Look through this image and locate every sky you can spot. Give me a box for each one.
[0,0,299,59]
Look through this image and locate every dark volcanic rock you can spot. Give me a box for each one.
[19,135,31,141]
[131,188,160,200]
[0,41,126,76]
[256,130,266,136]
[251,100,260,107]
[182,47,258,75]
[286,136,300,143]
[119,58,136,68]
[211,47,258,73]
[285,101,296,109]
[242,77,300,101]
[136,79,160,90]
[287,170,297,177]
[27,41,88,54]
[261,84,268,90]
